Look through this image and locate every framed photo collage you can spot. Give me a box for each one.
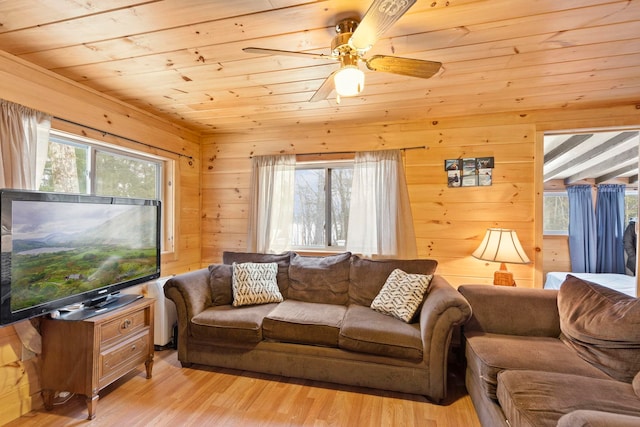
[445,157,494,188]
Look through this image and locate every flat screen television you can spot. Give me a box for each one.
[0,189,161,325]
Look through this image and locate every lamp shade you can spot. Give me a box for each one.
[334,66,364,97]
[472,228,530,264]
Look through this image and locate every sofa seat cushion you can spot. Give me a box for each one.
[465,332,611,399]
[339,304,422,360]
[190,303,278,343]
[262,300,346,347]
[557,410,640,427]
[558,274,640,383]
[496,370,640,427]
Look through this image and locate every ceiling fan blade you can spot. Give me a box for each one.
[349,0,417,52]
[310,70,339,102]
[365,55,442,78]
[242,47,334,61]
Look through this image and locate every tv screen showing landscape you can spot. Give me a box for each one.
[1,191,160,322]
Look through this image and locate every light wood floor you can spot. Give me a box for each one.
[9,349,481,426]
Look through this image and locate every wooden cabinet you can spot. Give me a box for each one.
[41,298,154,419]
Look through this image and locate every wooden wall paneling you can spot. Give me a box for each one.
[1,51,202,276]
[0,50,202,423]
[542,236,571,275]
[0,326,40,424]
[533,130,545,287]
[200,120,538,287]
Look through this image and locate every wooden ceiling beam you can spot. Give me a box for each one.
[546,131,638,181]
[563,145,638,184]
[544,134,593,163]
[595,164,639,184]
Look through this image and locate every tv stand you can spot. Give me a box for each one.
[57,293,142,321]
[41,298,154,419]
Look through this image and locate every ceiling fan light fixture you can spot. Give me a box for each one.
[334,65,365,97]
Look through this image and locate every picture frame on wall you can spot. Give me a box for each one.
[462,174,478,187]
[444,159,461,171]
[447,170,461,187]
[462,158,477,174]
[445,156,494,187]
[476,157,494,169]
[478,168,492,186]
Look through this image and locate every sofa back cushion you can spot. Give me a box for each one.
[558,274,640,382]
[208,264,233,306]
[287,252,351,305]
[349,255,438,306]
[222,251,291,297]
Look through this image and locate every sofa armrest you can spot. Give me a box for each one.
[164,268,212,318]
[558,410,640,427]
[163,268,211,362]
[458,284,561,337]
[419,275,472,402]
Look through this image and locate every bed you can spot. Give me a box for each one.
[544,272,637,297]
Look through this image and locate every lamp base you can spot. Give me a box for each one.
[493,263,516,286]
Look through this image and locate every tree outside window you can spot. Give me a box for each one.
[292,163,353,249]
[39,133,161,200]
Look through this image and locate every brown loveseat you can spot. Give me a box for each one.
[164,251,472,402]
[460,275,640,427]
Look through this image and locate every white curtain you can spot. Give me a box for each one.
[346,149,417,258]
[0,99,51,356]
[0,99,51,189]
[247,154,295,253]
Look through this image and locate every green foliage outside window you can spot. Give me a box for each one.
[38,134,160,200]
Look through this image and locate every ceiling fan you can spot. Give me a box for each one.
[242,0,442,102]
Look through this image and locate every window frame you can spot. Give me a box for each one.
[291,159,354,251]
[45,129,175,254]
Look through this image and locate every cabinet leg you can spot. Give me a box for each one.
[86,393,98,420]
[42,389,54,411]
[145,355,154,379]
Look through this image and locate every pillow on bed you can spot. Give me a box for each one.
[558,274,640,382]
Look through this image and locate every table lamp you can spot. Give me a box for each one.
[472,228,530,286]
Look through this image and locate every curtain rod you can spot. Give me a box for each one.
[266,145,427,158]
[53,117,194,161]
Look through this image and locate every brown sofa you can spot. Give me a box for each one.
[459,275,640,427]
[164,251,472,402]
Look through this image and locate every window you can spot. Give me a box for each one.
[543,192,569,235]
[39,130,173,252]
[40,131,162,199]
[544,190,639,235]
[625,191,638,224]
[292,162,353,249]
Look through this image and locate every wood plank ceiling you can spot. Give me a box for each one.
[0,0,638,137]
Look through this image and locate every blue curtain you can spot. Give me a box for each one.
[567,185,596,273]
[595,184,626,273]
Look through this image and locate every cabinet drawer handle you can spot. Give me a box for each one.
[131,344,137,351]
[121,319,132,329]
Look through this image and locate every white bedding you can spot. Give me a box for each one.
[544,272,637,297]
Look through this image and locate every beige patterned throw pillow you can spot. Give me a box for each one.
[371,269,433,322]
[232,262,283,307]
